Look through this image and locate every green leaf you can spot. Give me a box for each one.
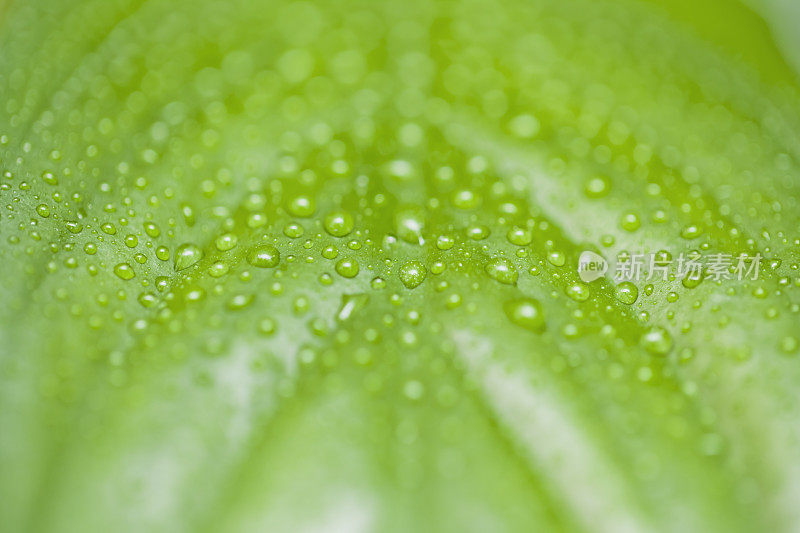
[1,0,800,532]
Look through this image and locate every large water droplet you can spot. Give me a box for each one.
[247,244,280,268]
[324,210,355,237]
[399,260,426,289]
[615,281,639,305]
[174,243,202,271]
[113,263,135,280]
[641,326,673,356]
[504,298,545,332]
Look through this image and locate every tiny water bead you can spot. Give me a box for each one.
[323,210,355,237]
[247,244,280,268]
[174,243,202,271]
[335,258,360,278]
[399,260,427,289]
[35,204,50,217]
[485,257,518,285]
[641,326,673,356]
[503,298,545,332]
[113,263,135,280]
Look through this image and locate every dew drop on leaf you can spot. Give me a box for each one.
[615,282,639,305]
[399,260,427,289]
[486,257,518,285]
[641,326,673,356]
[335,258,360,278]
[174,243,202,271]
[323,210,355,237]
[113,263,135,281]
[503,298,545,332]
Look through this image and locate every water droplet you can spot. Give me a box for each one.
[208,261,230,277]
[565,282,590,302]
[615,281,639,305]
[322,245,339,259]
[41,170,58,185]
[181,203,196,226]
[486,258,518,285]
[113,263,135,280]
[324,210,355,237]
[258,318,276,336]
[395,207,424,244]
[65,221,83,234]
[436,235,455,250]
[247,244,280,268]
[503,298,545,332]
[144,222,160,237]
[681,224,703,240]
[620,213,641,232]
[174,243,202,271]
[507,227,532,246]
[584,176,610,198]
[338,293,369,320]
[335,258,360,278]
[288,195,316,217]
[404,380,425,400]
[283,223,304,238]
[452,189,481,209]
[227,293,254,310]
[399,260,426,289]
[547,251,566,267]
[215,233,238,251]
[466,225,490,240]
[509,113,540,138]
[640,326,673,356]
